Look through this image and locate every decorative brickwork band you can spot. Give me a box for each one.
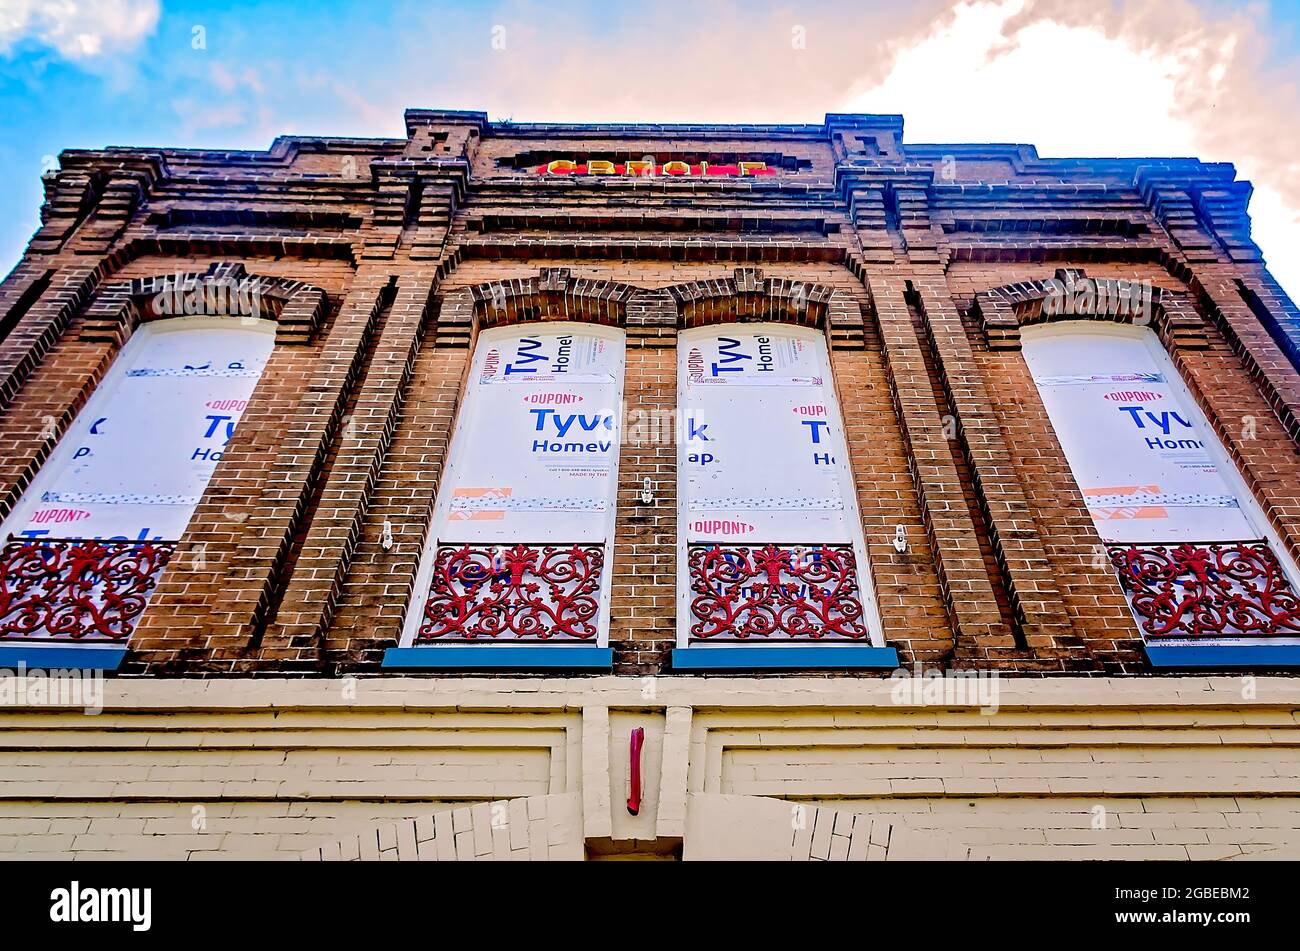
[688,543,868,640]
[0,538,175,641]
[667,269,833,329]
[973,268,1209,352]
[77,262,330,346]
[418,542,604,641]
[1108,540,1300,639]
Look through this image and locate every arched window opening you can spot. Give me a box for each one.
[1023,322,1300,658]
[0,316,276,647]
[674,323,890,667]
[392,323,625,667]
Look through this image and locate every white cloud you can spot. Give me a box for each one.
[0,0,159,59]
[846,0,1300,298]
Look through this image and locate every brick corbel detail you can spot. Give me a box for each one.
[41,155,170,257]
[1134,168,1229,264]
[1191,181,1261,264]
[66,172,150,254]
[361,118,476,261]
[26,170,104,253]
[836,167,942,266]
[360,165,420,260]
[892,182,943,265]
[841,183,894,263]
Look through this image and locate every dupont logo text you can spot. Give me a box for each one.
[1104,390,1163,402]
[29,508,91,525]
[690,519,755,536]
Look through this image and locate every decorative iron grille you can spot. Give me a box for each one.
[688,542,868,640]
[0,537,176,641]
[1107,540,1300,639]
[418,542,604,641]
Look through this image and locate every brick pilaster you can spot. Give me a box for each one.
[905,266,1093,666]
[827,290,954,665]
[254,269,438,667]
[609,292,677,673]
[1183,264,1300,442]
[0,262,103,410]
[858,266,1020,665]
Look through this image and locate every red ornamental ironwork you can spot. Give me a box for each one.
[1108,540,1300,639]
[688,543,868,640]
[0,538,175,641]
[419,542,604,641]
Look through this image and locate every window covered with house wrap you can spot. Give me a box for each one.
[401,323,625,647]
[0,316,275,642]
[1023,322,1300,644]
[676,323,883,646]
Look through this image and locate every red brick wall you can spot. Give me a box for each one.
[1,113,1298,676]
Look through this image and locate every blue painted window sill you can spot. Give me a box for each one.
[1144,643,1300,668]
[671,645,898,671]
[382,646,612,671]
[0,645,127,671]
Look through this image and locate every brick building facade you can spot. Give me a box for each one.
[1,111,1299,860]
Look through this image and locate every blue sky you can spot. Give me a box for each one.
[1,0,1298,295]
